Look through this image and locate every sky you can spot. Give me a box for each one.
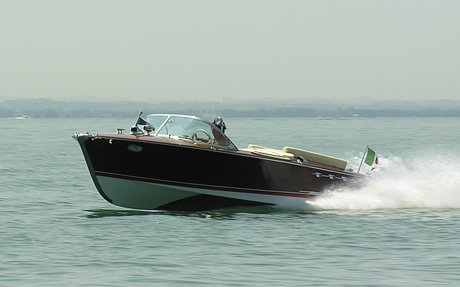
[1,0,459,103]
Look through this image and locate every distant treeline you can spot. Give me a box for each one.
[2,107,460,118]
[219,107,460,118]
[0,108,134,118]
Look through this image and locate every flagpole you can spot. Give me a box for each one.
[357,145,368,174]
[134,111,143,126]
[131,111,144,135]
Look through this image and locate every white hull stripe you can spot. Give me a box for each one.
[95,171,317,199]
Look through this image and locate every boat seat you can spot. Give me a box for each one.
[244,145,295,161]
[282,146,347,170]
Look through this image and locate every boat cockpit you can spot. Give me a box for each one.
[132,114,238,150]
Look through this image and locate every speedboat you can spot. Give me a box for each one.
[73,113,360,211]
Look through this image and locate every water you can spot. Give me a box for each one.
[1,117,460,286]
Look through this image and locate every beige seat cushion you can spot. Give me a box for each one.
[245,145,295,161]
[282,147,347,170]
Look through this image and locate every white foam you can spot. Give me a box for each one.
[305,153,460,211]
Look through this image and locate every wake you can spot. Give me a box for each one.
[305,154,460,211]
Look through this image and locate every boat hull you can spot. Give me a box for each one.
[75,133,358,211]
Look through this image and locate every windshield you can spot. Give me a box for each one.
[146,115,237,150]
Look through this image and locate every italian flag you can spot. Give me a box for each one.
[364,146,378,170]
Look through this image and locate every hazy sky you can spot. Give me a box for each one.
[1,0,459,102]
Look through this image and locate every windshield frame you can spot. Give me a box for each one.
[145,114,238,150]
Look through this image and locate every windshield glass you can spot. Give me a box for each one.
[146,115,237,150]
[145,115,168,132]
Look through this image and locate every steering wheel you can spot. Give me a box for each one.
[191,129,212,143]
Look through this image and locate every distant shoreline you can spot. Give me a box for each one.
[2,98,460,118]
[2,108,460,118]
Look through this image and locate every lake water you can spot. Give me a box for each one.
[1,117,459,286]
